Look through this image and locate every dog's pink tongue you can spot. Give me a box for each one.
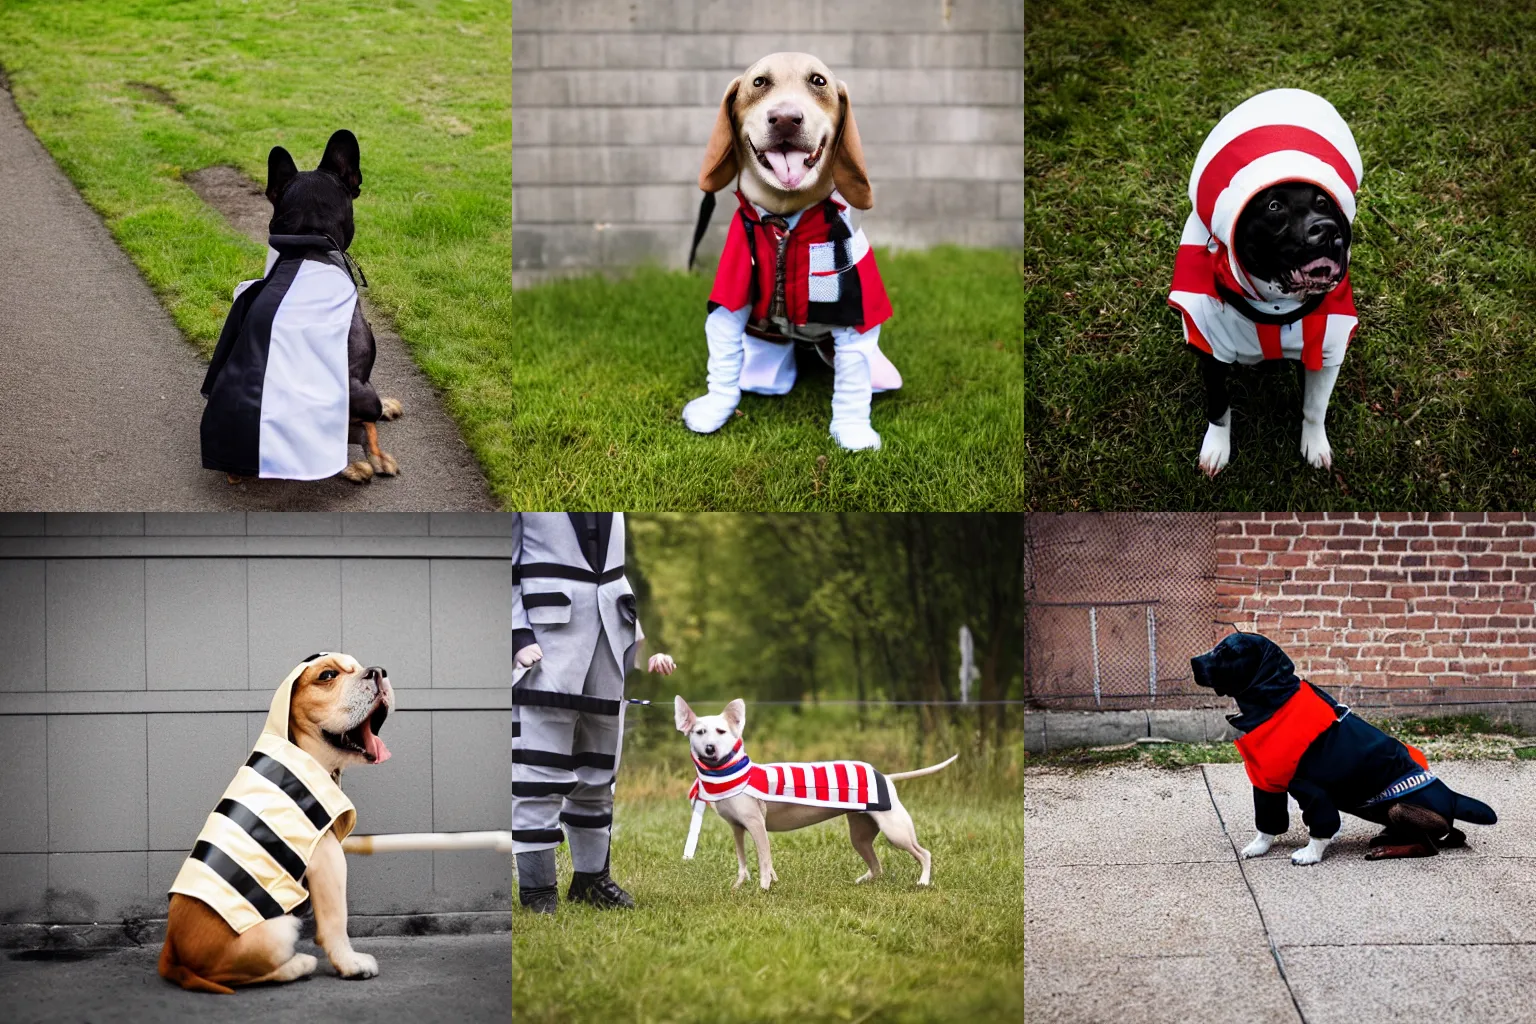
[362,720,391,764]
[765,148,809,189]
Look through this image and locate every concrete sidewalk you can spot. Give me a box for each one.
[0,84,494,510]
[1025,761,1536,1023]
[0,933,509,1023]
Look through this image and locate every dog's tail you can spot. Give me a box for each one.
[886,754,959,781]
[157,935,234,995]
[1451,792,1497,827]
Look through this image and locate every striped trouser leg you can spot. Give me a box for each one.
[563,637,627,873]
[512,704,578,855]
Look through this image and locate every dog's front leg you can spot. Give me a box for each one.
[730,822,751,889]
[1300,363,1341,469]
[308,831,378,979]
[1197,352,1232,477]
[1290,836,1332,866]
[1240,832,1275,858]
[743,811,775,891]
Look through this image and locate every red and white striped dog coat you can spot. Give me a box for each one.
[683,739,892,858]
[1168,89,1363,371]
[687,739,892,811]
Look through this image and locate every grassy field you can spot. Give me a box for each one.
[1026,0,1536,509]
[513,711,1024,1023]
[0,0,1020,510]
[502,251,1024,510]
[0,0,514,485]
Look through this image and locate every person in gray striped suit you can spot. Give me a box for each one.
[511,513,675,914]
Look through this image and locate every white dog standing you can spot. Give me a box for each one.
[675,696,954,889]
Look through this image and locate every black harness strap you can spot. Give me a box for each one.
[190,840,286,920]
[214,798,309,882]
[245,752,332,832]
[687,191,716,271]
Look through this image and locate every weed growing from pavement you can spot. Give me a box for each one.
[1026,0,1536,508]
[514,720,1023,1023]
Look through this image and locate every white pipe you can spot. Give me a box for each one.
[342,831,513,855]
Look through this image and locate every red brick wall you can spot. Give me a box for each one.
[1216,513,1536,703]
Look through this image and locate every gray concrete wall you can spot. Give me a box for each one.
[512,0,1024,283]
[0,513,513,926]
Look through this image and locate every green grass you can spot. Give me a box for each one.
[0,0,514,488]
[1026,0,1536,509]
[500,252,1024,510]
[513,718,1023,1023]
[0,0,1021,510]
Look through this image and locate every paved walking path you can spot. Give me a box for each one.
[0,85,494,510]
[0,933,509,1023]
[1026,761,1536,1023]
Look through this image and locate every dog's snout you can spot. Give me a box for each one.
[1305,218,1338,247]
[704,743,717,756]
[363,666,386,689]
[766,103,803,132]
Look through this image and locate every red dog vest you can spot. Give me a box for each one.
[1235,683,1428,792]
[708,191,891,340]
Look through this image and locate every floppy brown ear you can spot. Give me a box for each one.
[698,77,742,193]
[831,81,872,210]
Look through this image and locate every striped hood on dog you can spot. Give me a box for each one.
[1169,88,1364,370]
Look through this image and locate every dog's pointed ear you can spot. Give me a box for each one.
[722,699,746,737]
[831,81,872,210]
[318,129,363,198]
[674,696,697,733]
[266,146,300,206]
[698,77,742,194]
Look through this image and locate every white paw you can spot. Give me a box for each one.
[1300,421,1332,469]
[332,950,379,979]
[1199,420,1231,477]
[683,392,739,434]
[733,871,749,890]
[831,421,882,451]
[1240,834,1274,859]
[1291,840,1329,866]
[854,871,873,884]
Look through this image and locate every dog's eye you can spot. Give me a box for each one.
[1314,194,1329,208]
[752,76,767,88]
[318,669,338,682]
[716,728,726,734]
[809,74,826,87]
[1267,199,1283,213]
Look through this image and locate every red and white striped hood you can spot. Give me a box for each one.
[1185,88,1363,300]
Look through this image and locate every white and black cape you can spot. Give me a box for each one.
[200,236,356,479]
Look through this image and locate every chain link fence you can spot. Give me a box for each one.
[1025,514,1228,710]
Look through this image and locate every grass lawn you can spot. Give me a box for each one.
[0,0,513,486]
[513,713,1024,1023]
[0,1,1020,510]
[1026,0,1536,509]
[502,251,1024,510]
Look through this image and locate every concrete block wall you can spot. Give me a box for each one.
[0,513,513,926]
[1217,513,1536,701]
[512,0,1024,283]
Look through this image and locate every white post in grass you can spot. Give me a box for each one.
[959,624,979,704]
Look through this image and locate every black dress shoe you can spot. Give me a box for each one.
[519,885,558,915]
[567,870,635,909]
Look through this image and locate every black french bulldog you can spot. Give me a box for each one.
[1191,632,1496,865]
[265,129,402,483]
[1196,182,1352,464]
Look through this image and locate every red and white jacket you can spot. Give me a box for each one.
[686,739,892,812]
[709,191,892,340]
[1168,89,1363,371]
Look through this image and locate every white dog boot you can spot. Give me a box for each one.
[830,337,882,451]
[683,313,746,434]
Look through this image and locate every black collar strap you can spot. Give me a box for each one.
[1214,279,1325,326]
[267,234,367,289]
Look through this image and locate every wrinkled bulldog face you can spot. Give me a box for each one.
[734,52,842,200]
[288,653,393,772]
[1235,181,1352,297]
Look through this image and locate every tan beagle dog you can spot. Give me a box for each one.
[684,52,902,451]
[158,654,392,994]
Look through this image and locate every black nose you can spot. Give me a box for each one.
[704,744,716,755]
[766,103,803,133]
[1305,219,1338,246]
[364,666,385,683]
